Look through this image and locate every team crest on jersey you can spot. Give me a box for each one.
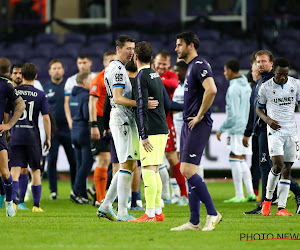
[201,70,208,77]
[290,87,295,93]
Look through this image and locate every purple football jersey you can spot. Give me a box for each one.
[183,56,213,126]
[9,84,49,146]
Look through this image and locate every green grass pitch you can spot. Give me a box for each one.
[1,180,300,249]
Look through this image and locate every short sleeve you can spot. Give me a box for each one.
[90,75,101,97]
[41,94,50,115]
[257,84,267,107]
[64,76,75,95]
[193,60,213,84]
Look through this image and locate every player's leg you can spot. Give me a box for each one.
[130,164,143,210]
[240,155,255,201]
[46,134,59,196]
[159,164,171,203]
[18,167,29,209]
[0,147,15,217]
[251,135,261,200]
[94,152,110,203]
[11,167,21,205]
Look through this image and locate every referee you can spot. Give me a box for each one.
[129,41,168,223]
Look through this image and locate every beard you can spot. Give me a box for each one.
[178,49,189,60]
[14,78,22,85]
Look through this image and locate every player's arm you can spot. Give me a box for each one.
[256,105,281,131]
[0,97,25,134]
[188,77,217,130]
[89,95,100,140]
[43,114,51,152]
[113,87,137,107]
[64,95,72,130]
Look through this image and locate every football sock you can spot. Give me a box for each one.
[266,169,280,200]
[131,191,138,207]
[188,173,217,216]
[229,158,244,198]
[0,178,5,195]
[19,174,29,203]
[2,175,13,202]
[159,165,171,200]
[32,185,42,207]
[142,169,157,217]
[12,181,19,204]
[171,162,188,198]
[102,170,119,210]
[254,189,259,196]
[117,169,132,217]
[240,160,254,195]
[188,182,200,225]
[198,164,204,179]
[278,179,291,209]
[155,172,162,208]
[170,178,180,198]
[94,167,108,202]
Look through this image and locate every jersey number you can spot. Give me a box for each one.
[19,100,34,121]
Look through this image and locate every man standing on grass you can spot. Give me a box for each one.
[128,41,168,222]
[171,32,221,231]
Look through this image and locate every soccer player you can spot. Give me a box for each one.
[97,35,139,221]
[43,59,76,200]
[129,41,169,222]
[8,63,51,212]
[171,32,221,231]
[216,59,255,203]
[89,51,116,204]
[69,71,93,203]
[257,58,299,216]
[154,50,188,206]
[0,57,25,216]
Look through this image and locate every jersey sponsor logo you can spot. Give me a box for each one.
[46,92,55,98]
[115,73,123,82]
[273,96,294,106]
[273,90,276,94]
[201,70,208,77]
[16,90,38,97]
[91,85,97,92]
[149,72,159,79]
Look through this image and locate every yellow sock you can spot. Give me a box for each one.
[155,172,162,207]
[142,169,157,209]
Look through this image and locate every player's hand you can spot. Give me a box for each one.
[216,131,222,141]
[0,123,12,134]
[142,138,153,152]
[103,129,111,136]
[91,127,100,140]
[148,97,159,109]
[187,115,203,130]
[266,118,281,131]
[44,138,51,153]
[242,136,250,147]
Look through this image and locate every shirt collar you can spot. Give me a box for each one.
[138,65,150,73]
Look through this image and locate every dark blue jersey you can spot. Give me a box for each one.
[183,56,213,126]
[43,79,68,128]
[0,75,19,124]
[9,84,49,146]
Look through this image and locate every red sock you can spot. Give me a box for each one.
[254,189,259,196]
[94,167,108,202]
[171,162,188,198]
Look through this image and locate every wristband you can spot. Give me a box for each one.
[89,121,98,127]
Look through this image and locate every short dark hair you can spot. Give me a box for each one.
[48,59,63,69]
[77,53,91,60]
[135,41,153,63]
[103,51,116,59]
[273,57,290,70]
[175,61,188,71]
[76,71,90,85]
[10,63,24,74]
[21,63,37,80]
[115,35,135,48]
[225,59,240,73]
[0,57,11,74]
[176,32,200,50]
[125,60,137,73]
[255,50,274,62]
[156,50,171,60]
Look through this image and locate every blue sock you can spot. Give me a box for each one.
[31,185,42,207]
[19,174,29,203]
[188,182,200,225]
[12,181,19,204]
[2,175,13,202]
[188,174,217,216]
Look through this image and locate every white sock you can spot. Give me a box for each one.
[117,169,132,217]
[170,178,180,198]
[230,159,244,198]
[146,208,155,217]
[159,166,170,200]
[240,160,254,195]
[155,206,162,215]
[266,170,280,200]
[198,164,204,179]
[102,171,119,210]
[278,179,291,209]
